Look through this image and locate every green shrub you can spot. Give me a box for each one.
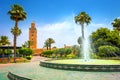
[53,48,72,58]
[42,50,54,57]
[67,53,76,59]
[19,48,33,57]
[26,55,32,60]
[90,53,100,59]
[4,49,12,55]
[98,45,119,57]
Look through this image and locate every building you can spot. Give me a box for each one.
[29,22,37,49]
[29,22,43,55]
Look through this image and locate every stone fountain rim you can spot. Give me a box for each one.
[40,59,120,72]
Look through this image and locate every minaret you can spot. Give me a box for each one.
[29,22,37,49]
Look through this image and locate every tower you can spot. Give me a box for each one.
[29,22,37,49]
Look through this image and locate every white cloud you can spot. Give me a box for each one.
[37,19,81,48]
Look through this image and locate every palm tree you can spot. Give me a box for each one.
[0,36,11,57]
[75,12,91,39]
[22,40,33,48]
[44,41,49,50]
[0,36,10,45]
[44,38,55,50]
[112,18,120,31]
[8,4,27,62]
[11,27,21,60]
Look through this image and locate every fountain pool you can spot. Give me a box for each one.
[40,59,120,72]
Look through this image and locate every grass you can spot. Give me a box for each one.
[49,59,120,65]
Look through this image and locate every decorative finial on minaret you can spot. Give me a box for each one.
[31,21,35,28]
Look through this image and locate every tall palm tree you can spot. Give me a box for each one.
[11,27,21,60]
[44,38,55,50]
[8,4,27,62]
[75,12,91,39]
[0,36,11,57]
[112,18,120,31]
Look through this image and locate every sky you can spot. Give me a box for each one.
[0,0,120,48]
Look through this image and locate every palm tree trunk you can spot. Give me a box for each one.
[13,20,18,63]
[81,23,84,39]
[13,34,17,63]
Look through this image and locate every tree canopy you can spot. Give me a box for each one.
[90,27,120,54]
[112,18,120,31]
[44,38,55,50]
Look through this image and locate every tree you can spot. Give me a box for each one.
[112,18,120,31]
[44,38,55,50]
[0,36,11,57]
[90,27,120,54]
[22,40,33,48]
[75,12,91,39]
[11,27,21,60]
[90,28,111,53]
[44,41,49,50]
[19,48,33,59]
[0,36,10,45]
[41,50,54,57]
[8,4,27,62]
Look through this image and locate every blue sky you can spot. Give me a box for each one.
[0,0,120,48]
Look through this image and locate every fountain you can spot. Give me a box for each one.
[82,26,90,61]
[40,30,120,71]
[40,24,120,72]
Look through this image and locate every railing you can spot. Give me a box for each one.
[7,72,32,80]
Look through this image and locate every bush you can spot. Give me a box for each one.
[67,53,76,59]
[53,48,72,58]
[26,55,32,60]
[42,50,54,57]
[19,48,33,57]
[4,49,12,55]
[98,45,120,57]
[90,53,100,59]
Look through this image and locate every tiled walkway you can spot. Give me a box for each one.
[0,56,120,80]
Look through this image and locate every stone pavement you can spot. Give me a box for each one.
[31,56,45,62]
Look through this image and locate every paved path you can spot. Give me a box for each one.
[31,56,45,62]
[0,56,44,67]
[0,63,12,67]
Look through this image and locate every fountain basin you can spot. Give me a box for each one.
[40,59,120,72]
